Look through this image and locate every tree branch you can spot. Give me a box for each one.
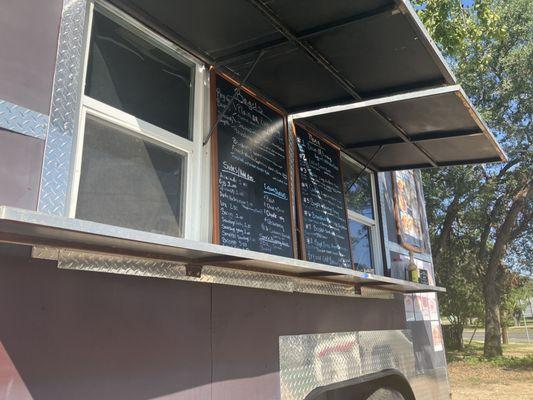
[486,183,532,296]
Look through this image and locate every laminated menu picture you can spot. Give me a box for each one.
[428,293,439,321]
[413,258,436,286]
[420,293,430,320]
[431,321,444,352]
[414,294,423,320]
[404,294,415,322]
[393,170,425,253]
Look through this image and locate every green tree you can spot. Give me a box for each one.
[417,0,532,357]
[499,272,529,343]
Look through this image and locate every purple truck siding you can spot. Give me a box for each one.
[0,245,212,400]
[0,0,63,115]
[0,244,405,400]
[0,0,63,213]
[0,129,44,210]
[211,285,405,400]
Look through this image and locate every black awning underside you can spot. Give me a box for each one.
[109,0,506,170]
[293,86,506,170]
[111,0,454,110]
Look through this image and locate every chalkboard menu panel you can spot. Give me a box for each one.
[212,73,295,258]
[295,125,352,268]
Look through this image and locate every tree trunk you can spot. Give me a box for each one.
[442,323,464,351]
[482,185,531,358]
[433,196,461,261]
[484,285,503,357]
[502,324,509,345]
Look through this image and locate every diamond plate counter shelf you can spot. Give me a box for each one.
[0,206,445,294]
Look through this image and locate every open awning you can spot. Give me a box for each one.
[109,0,506,169]
[292,85,506,170]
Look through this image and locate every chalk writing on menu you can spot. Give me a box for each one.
[296,125,352,268]
[215,75,294,258]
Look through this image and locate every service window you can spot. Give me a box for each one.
[69,2,205,239]
[341,156,383,273]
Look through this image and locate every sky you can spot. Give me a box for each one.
[417,0,475,9]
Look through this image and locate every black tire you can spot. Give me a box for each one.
[365,388,406,400]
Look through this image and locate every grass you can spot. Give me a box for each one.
[464,325,533,334]
[447,340,533,370]
[447,340,533,400]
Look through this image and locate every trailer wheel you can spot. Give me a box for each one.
[365,388,405,400]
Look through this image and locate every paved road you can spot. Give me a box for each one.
[463,331,532,343]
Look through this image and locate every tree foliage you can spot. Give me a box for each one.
[416,0,532,357]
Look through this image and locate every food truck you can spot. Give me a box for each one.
[0,0,506,399]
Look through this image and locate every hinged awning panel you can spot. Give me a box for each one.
[293,86,506,170]
[113,0,455,109]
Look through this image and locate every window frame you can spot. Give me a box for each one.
[341,154,384,274]
[66,0,209,241]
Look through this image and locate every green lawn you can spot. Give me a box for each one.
[447,340,533,369]
[447,340,533,399]
[463,326,533,335]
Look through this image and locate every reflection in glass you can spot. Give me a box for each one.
[342,160,374,219]
[76,115,185,237]
[86,9,194,139]
[349,219,374,272]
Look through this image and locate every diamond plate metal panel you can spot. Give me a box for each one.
[280,332,363,398]
[293,279,393,299]
[38,0,88,215]
[54,249,396,298]
[359,287,395,299]
[0,99,48,140]
[57,249,295,292]
[280,330,449,400]
[31,246,60,260]
[203,265,294,292]
[294,279,359,297]
[58,250,187,279]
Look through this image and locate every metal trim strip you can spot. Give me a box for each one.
[0,99,48,140]
[291,85,462,120]
[55,248,393,299]
[38,0,89,216]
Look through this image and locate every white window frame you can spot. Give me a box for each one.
[341,154,384,274]
[66,0,209,241]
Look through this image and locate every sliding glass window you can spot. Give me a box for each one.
[69,1,205,239]
[341,156,383,273]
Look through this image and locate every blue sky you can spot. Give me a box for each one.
[417,0,475,9]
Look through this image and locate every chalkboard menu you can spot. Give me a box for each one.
[212,73,295,258]
[295,125,352,268]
